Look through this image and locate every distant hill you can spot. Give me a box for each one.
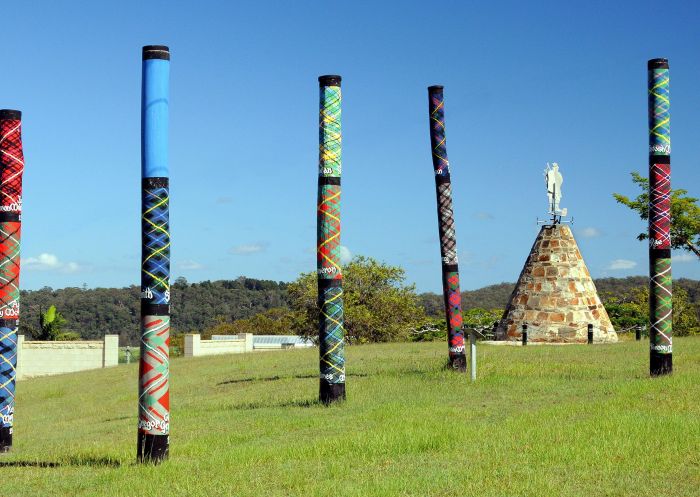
[419,283,515,316]
[20,277,288,345]
[418,277,700,317]
[18,276,699,343]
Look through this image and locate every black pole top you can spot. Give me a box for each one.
[428,85,444,92]
[648,58,669,69]
[319,75,341,87]
[0,110,21,120]
[143,45,170,60]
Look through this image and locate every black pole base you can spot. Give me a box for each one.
[137,433,169,463]
[449,354,467,372]
[319,381,345,404]
[650,353,672,376]
[0,427,11,453]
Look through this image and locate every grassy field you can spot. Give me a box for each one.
[2,339,699,497]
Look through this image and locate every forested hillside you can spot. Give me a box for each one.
[419,283,515,315]
[417,277,700,317]
[19,276,700,344]
[20,277,288,345]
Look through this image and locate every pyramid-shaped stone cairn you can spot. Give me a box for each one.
[496,224,617,343]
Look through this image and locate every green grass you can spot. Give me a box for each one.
[3,339,699,497]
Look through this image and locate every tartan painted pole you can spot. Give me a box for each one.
[427,86,466,371]
[138,45,171,462]
[0,110,24,452]
[317,75,346,403]
[647,58,672,376]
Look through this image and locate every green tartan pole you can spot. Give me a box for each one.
[647,58,672,376]
[317,75,346,403]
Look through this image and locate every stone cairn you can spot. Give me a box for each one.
[496,224,617,343]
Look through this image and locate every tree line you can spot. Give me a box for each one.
[19,262,700,345]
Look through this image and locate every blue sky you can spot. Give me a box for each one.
[6,0,700,292]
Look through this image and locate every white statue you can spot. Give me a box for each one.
[544,162,566,216]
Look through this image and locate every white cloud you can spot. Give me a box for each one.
[339,245,352,265]
[177,259,203,270]
[607,259,637,270]
[24,253,81,273]
[674,252,696,263]
[230,242,268,255]
[580,227,602,238]
[474,212,495,220]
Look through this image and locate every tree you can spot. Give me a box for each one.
[601,288,648,332]
[288,256,426,343]
[202,308,293,338]
[673,286,700,336]
[409,318,446,342]
[409,308,503,342]
[36,305,79,341]
[200,316,237,338]
[613,172,700,258]
[462,308,503,330]
[601,286,700,336]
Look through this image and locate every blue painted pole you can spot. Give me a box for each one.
[138,45,171,463]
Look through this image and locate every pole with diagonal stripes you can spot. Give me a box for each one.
[427,86,466,371]
[138,45,171,462]
[0,110,24,452]
[647,58,672,376]
[317,75,346,403]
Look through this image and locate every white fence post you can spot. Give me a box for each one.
[470,331,476,382]
[242,333,253,352]
[103,335,119,367]
[185,334,201,357]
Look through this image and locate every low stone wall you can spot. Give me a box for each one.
[184,334,253,357]
[17,335,119,380]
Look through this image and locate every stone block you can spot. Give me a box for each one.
[496,224,617,343]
